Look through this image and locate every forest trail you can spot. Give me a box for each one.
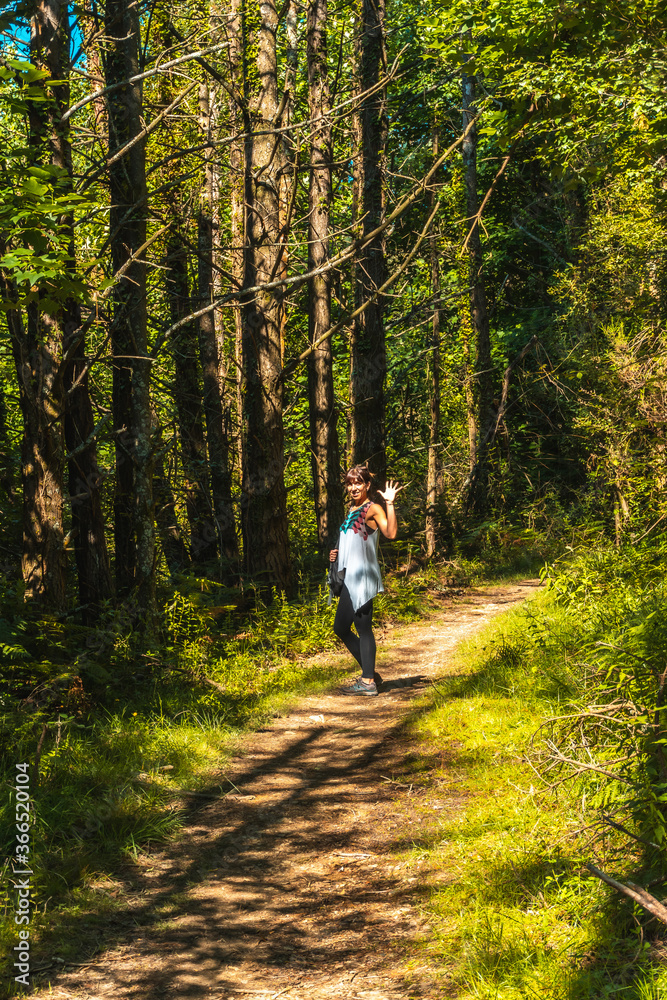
[33,582,539,1000]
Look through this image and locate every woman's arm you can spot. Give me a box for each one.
[366,480,403,539]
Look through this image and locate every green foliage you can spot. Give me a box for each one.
[0,63,93,310]
[422,0,666,173]
[411,558,667,998]
[529,541,667,847]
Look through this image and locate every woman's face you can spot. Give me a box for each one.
[347,478,368,505]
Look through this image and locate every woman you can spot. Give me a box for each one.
[329,465,402,696]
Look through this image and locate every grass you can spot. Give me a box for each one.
[404,571,667,1000]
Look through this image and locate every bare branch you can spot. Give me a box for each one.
[154,113,480,352]
[61,44,231,123]
[81,81,199,186]
[283,193,444,378]
[461,106,536,253]
[586,863,667,925]
[64,414,112,462]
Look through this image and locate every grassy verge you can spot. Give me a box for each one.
[405,548,667,1000]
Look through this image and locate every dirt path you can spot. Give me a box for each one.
[32,582,537,1000]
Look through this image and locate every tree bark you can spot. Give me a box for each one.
[226,0,246,485]
[240,0,291,590]
[462,72,493,516]
[151,407,191,576]
[425,134,442,557]
[350,0,387,481]
[278,0,298,361]
[10,0,70,611]
[4,284,66,611]
[165,235,217,563]
[307,0,344,551]
[106,0,155,615]
[12,0,110,614]
[199,81,239,577]
[0,376,15,506]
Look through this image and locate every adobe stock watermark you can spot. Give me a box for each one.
[12,763,32,988]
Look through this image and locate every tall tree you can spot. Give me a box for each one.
[226,0,246,482]
[105,0,155,613]
[425,130,442,557]
[306,0,343,551]
[462,72,493,516]
[154,18,217,566]
[7,0,110,614]
[240,0,291,589]
[62,6,112,619]
[8,0,70,611]
[165,233,217,564]
[349,0,388,481]
[198,80,239,575]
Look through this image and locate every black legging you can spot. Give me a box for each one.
[333,583,376,679]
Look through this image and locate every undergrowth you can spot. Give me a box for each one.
[409,536,667,999]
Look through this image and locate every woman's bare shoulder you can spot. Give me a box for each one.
[365,502,384,521]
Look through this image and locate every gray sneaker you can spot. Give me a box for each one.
[341,677,378,696]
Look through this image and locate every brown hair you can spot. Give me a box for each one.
[344,464,373,488]
[344,465,377,502]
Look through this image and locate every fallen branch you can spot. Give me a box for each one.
[203,676,226,694]
[586,862,667,924]
[535,745,637,787]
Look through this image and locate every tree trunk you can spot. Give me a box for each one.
[12,0,110,614]
[165,236,217,563]
[199,82,239,577]
[462,72,493,516]
[3,287,66,611]
[151,407,191,576]
[61,3,114,619]
[63,305,113,619]
[106,0,155,615]
[350,0,387,481]
[425,135,442,558]
[7,0,69,611]
[81,0,106,154]
[240,0,291,590]
[0,375,15,506]
[227,0,246,485]
[307,0,343,551]
[279,0,298,361]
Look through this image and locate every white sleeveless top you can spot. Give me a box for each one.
[337,502,384,611]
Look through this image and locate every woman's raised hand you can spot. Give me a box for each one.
[377,479,404,505]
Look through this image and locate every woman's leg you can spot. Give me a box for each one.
[333,585,362,666]
[333,586,376,680]
[353,600,376,679]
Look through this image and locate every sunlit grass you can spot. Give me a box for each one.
[406,589,667,999]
